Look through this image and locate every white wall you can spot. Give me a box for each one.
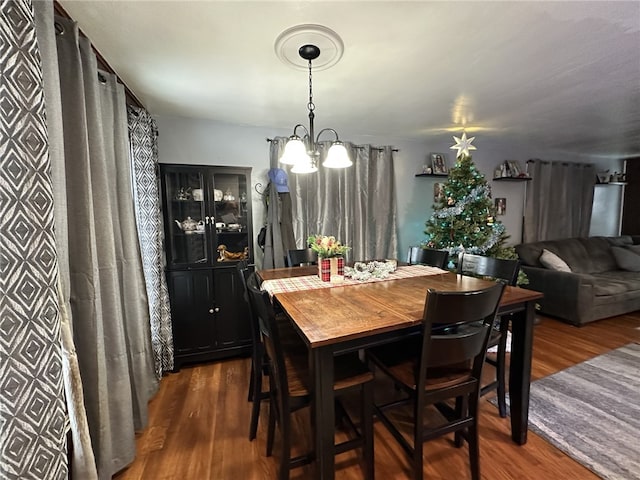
[156,114,625,263]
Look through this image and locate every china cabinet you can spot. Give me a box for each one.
[160,164,253,369]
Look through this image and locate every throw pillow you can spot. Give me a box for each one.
[611,246,640,272]
[539,249,572,272]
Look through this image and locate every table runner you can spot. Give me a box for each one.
[261,264,448,297]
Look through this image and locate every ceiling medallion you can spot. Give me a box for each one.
[274,24,344,71]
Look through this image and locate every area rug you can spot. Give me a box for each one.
[500,343,640,480]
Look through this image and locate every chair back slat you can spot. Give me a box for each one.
[407,246,449,269]
[287,248,318,267]
[427,324,490,367]
[457,253,519,286]
[417,283,505,383]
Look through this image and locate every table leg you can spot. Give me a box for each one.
[508,300,535,444]
[311,346,335,480]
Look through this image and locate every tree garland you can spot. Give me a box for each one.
[431,185,490,218]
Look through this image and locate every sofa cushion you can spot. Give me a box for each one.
[611,246,640,272]
[539,249,571,272]
[590,271,640,296]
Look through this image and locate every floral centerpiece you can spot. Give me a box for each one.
[307,235,350,258]
[307,234,349,282]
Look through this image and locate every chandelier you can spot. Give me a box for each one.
[279,44,352,174]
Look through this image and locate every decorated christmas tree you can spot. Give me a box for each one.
[424,133,510,258]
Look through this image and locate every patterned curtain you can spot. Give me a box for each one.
[0,1,67,478]
[128,106,174,376]
[275,139,398,261]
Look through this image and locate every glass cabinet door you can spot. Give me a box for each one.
[162,168,210,267]
[210,171,250,264]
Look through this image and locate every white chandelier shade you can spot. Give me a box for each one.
[279,136,309,166]
[322,142,352,169]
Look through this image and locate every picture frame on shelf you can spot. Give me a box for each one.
[431,153,448,175]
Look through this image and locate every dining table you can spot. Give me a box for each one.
[259,264,543,480]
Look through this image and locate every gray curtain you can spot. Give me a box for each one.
[34,2,98,478]
[524,159,596,242]
[0,1,67,478]
[128,105,174,376]
[51,15,157,479]
[272,138,398,261]
[263,138,296,268]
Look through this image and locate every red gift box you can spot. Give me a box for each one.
[318,257,344,282]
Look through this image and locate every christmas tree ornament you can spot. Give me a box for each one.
[450,132,477,158]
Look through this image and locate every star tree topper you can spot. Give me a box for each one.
[450,132,477,158]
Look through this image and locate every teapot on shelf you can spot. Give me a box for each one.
[175,216,200,233]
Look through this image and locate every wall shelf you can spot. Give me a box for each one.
[595,182,627,186]
[415,173,448,178]
[493,176,532,182]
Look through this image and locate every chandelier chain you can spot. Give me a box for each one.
[307,59,315,112]
[278,42,351,172]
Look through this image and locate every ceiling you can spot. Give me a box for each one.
[58,1,640,159]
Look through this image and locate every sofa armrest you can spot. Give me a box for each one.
[520,266,593,325]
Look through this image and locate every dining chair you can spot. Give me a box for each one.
[246,273,374,480]
[457,252,520,418]
[286,248,318,267]
[406,246,449,269]
[366,283,505,480]
[236,260,267,441]
[237,262,306,441]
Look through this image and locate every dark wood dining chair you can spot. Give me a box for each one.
[366,283,505,480]
[236,260,267,441]
[246,273,374,480]
[286,248,318,267]
[237,261,306,441]
[407,246,449,269]
[457,252,520,417]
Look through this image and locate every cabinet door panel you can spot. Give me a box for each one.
[213,268,252,347]
[161,166,212,267]
[167,270,215,354]
[210,171,251,264]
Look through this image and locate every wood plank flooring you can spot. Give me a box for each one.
[114,311,640,479]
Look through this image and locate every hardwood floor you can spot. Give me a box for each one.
[114,311,640,479]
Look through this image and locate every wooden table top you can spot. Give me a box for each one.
[260,266,543,348]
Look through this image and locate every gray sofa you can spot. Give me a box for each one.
[515,235,640,326]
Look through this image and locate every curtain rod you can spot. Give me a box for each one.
[265,137,398,152]
[53,1,145,109]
